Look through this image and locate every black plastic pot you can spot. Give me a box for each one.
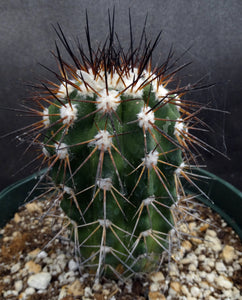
[0,169,241,240]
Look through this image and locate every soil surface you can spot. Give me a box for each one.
[0,198,241,299]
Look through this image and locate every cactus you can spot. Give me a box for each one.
[20,12,212,279]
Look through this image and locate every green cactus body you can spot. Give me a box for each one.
[28,16,203,279]
[41,63,184,276]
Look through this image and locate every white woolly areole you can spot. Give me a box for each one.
[91,130,112,151]
[143,150,159,169]
[97,178,112,191]
[174,119,188,136]
[55,143,68,159]
[171,94,181,111]
[96,89,120,112]
[98,219,112,227]
[121,67,144,97]
[57,80,76,99]
[137,106,155,130]
[77,69,104,93]
[141,229,152,237]
[100,246,112,254]
[60,103,78,125]
[42,146,50,157]
[175,162,186,176]
[143,196,155,206]
[42,108,50,127]
[77,68,145,97]
[63,185,73,195]
[155,84,181,111]
[155,83,169,100]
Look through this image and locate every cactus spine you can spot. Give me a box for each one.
[24,13,208,279]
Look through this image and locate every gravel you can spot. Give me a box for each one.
[0,198,241,299]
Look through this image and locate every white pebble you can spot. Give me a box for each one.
[180,257,191,265]
[181,253,198,265]
[205,235,222,252]
[188,264,197,271]
[92,282,102,292]
[58,286,69,300]
[168,263,179,276]
[11,262,21,273]
[223,289,233,298]
[215,261,227,273]
[3,290,18,297]
[215,275,233,289]
[25,287,36,295]
[187,252,197,263]
[206,229,217,237]
[233,261,241,271]
[181,285,190,296]
[68,259,79,271]
[82,273,90,279]
[204,289,211,298]
[199,271,207,278]
[27,272,52,290]
[200,281,209,289]
[58,270,75,284]
[3,276,11,284]
[195,244,206,254]
[56,254,67,270]
[186,273,196,283]
[203,265,211,272]
[221,221,227,227]
[14,280,23,292]
[207,272,215,283]
[150,282,160,292]
[204,258,215,268]
[191,273,202,283]
[37,250,48,259]
[190,286,200,297]
[232,287,240,298]
[168,287,177,297]
[198,254,206,261]
[228,265,234,274]
[48,262,62,275]
[84,286,93,297]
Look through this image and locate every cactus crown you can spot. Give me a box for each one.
[20,11,211,279]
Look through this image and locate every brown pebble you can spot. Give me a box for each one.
[190,232,203,245]
[222,245,235,264]
[14,213,21,223]
[148,291,166,300]
[181,240,192,251]
[170,281,181,293]
[199,223,209,232]
[25,202,42,213]
[28,248,41,258]
[150,271,165,282]
[67,280,84,296]
[25,261,42,274]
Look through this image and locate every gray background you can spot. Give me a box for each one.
[0,0,241,191]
